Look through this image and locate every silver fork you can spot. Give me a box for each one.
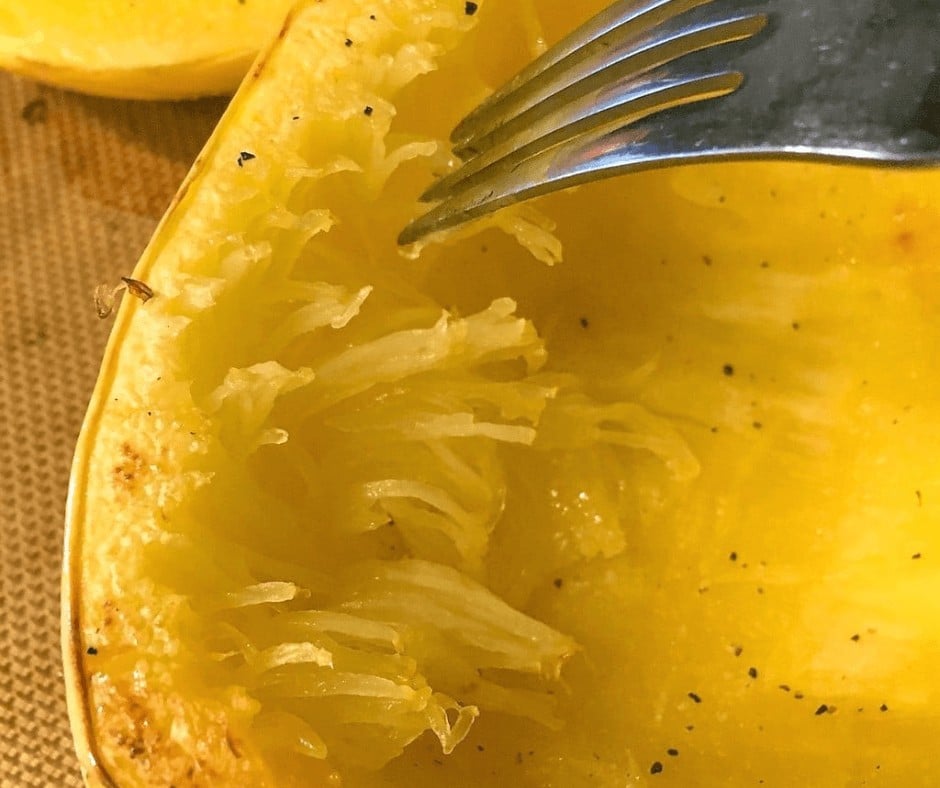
[399,0,940,245]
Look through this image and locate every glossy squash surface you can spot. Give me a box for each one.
[64,1,940,785]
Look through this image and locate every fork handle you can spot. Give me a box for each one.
[588,0,940,170]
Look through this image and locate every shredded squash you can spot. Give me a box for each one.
[64,0,940,786]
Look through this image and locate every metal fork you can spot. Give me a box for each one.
[399,0,940,245]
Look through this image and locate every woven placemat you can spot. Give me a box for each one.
[0,71,226,787]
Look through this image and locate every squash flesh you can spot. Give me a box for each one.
[64,0,940,785]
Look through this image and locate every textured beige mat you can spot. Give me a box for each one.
[0,71,227,787]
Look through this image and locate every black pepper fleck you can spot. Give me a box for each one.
[477,745,485,752]
[553,577,563,589]
[778,684,790,692]
[880,703,888,712]
[345,37,353,46]
[753,421,763,430]
[236,151,256,167]
[650,761,664,775]
[729,551,738,561]
[86,646,98,656]
[364,105,374,116]
[851,633,861,642]
[579,316,589,328]
[723,363,735,376]
[688,692,702,703]
[815,704,829,715]
[748,667,758,679]
[465,1,478,14]
[667,748,679,757]
[912,552,922,560]
[733,645,743,657]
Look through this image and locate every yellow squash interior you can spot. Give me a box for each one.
[64,0,940,786]
[0,0,294,98]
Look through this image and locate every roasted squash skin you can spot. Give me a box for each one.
[0,0,295,98]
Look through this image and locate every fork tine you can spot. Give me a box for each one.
[402,0,940,246]
[399,69,742,246]
[452,0,714,146]
[422,10,767,203]
[452,7,766,160]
